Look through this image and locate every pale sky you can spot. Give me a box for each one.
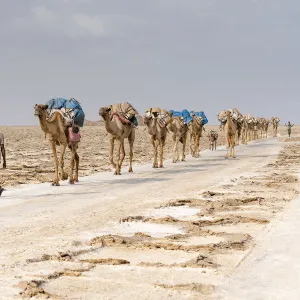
[1,0,299,125]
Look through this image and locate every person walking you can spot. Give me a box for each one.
[285,121,294,137]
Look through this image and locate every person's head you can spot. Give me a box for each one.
[288,121,291,124]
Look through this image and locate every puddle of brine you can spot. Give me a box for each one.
[147,206,200,220]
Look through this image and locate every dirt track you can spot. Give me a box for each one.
[0,125,226,186]
[1,130,299,299]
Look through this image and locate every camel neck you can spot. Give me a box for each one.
[38,112,49,134]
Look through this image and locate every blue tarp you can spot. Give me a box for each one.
[169,109,193,125]
[191,111,208,125]
[45,97,85,127]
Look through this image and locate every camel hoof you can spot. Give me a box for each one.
[3,164,6,169]
[128,169,133,173]
[159,165,164,168]
[152,165,158,168]
[69,180,75,184]
[51,182,60,186]
[75,178,79,182]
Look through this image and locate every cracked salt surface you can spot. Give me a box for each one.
[146,206,200,220]
[97,222,185,238]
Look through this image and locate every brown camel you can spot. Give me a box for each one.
[263,119,270,138]
[34,104,80,186]
[168,117,188,163]
[271,117,280,137]
[207,130,218,151]
[224,110,237,158]
[144,108,172,168]
[99,107,135,175]
[232,108,243,145]
[241,118,249,145]
[0,133,6,169]
[188,115,204,158]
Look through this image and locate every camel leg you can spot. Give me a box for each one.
[74,151,79,182]
[225,138,229,158]
[69,144,76,184]
[49,141,59,186]
[115,139,122,175]
[181,136,186,161]
[151,138,157,168]
[159,138,164,168]
[1,145,6,169]
[119,140,125,174]
[232,142,236,158]
[59,144,68,180]
[172,136,179,163]
[190,134,194,157]
[128,130,134,173]
[109,136,116,171]
[196,134,200,157]
[230,136,236,158]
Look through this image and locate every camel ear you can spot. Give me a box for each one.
[44,105,48,110]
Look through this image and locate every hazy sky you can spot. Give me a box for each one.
[1,0,299,125]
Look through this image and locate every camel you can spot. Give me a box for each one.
[224,110,237,158]
[188,115,204,158]
[99,106,135,175]
[263,119,270,138]
[244,114,256,142]
[0,133,6,169]
[241,118,249,145]
[34,104,80,186]
[207,130,218,151]
[144,108,172,168]
[231,109,243,145]
[168,116,188,163]
[271,117,280,137]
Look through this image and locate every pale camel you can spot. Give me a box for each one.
[99,107,135,175]
[34,104,79,186]
[224,110,237,158]
[241,118,249,145]
[232,108,243,145]
[144,108,172,168]
[271,117,280,137]
[0,133,6,169]
[263,119,270,138]
[255,118,264,139]
[244,114,256,142]
[188,115,204,158]
[207,130,218,151]
[168,117,188,163]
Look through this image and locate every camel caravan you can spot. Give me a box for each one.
[217,108,280,158]
[11,98,281,186]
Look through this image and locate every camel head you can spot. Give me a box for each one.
[226,110,231,117]
[34,104,48,117]
[99,107,111,121]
